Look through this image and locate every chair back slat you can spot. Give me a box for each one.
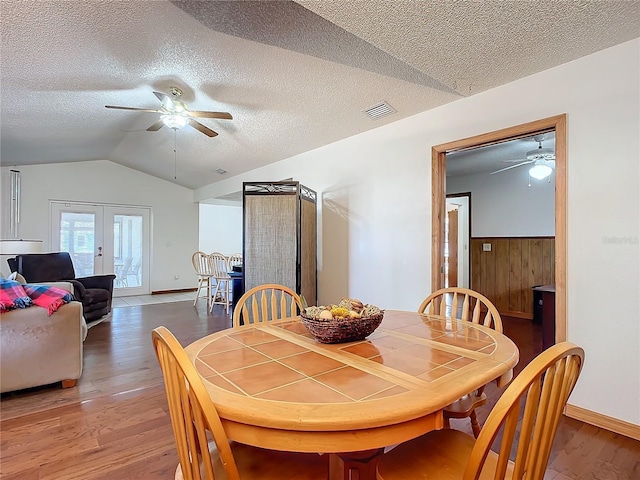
[152,327,241,480]
[233,284,302,328]
[464,342,584,480]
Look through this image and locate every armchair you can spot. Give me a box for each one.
[8,252,116,322]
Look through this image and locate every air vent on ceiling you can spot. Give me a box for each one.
[215,168,227,175]
[363,101,396,120]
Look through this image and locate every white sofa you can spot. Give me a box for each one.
[0,281,87,393]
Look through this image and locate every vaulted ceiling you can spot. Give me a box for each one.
[1,1,638,189]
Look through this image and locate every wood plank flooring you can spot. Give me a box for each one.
[1,303,638,479]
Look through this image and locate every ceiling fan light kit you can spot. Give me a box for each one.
[161,114,187,130]
[529,162,553,180]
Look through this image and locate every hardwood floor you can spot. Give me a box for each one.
[1,304,638,479]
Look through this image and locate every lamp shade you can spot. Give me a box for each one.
[529,163,553,180]
[0,239,43,255]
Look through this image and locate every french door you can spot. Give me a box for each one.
[50,201,151,297]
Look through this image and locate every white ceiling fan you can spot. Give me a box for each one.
[105,86,232,137]
[490,134,556,180]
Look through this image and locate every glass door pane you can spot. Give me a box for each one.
[113,214,143,288]
[51,202,105,275]
[105,205,151,297]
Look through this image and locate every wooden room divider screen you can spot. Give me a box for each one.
[242,181,317,307]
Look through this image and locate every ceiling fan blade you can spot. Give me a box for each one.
[146,120,165,132]
[490,161,534,175]
[105,105,162,113]
[188,111,233,120]
[188,119,218,137]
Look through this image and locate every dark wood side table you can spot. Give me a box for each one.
[532,284,555,350]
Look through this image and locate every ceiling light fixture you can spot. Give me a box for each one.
[529,162,553,180]
[161,114,187,130]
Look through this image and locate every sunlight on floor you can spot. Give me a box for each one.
[112,291,196,308]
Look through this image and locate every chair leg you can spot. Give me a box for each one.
[443,414,451,429]
[470,409,481,438]
[210,281,221,313]
[193,277,204,306]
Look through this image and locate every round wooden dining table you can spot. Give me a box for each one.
[185,310,519,480]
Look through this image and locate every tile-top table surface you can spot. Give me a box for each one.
[185,310,519,453]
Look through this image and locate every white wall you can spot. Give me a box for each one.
[198,204,242,255]
[0,160,199,292]
[447,165,555,236]
[196,40,640,427]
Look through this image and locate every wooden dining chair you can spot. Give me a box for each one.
[227,253,243,269]
[209,252,231,314]
[233,283,302,328]
[152,326,329,480]
[192,252,214,308]
[376,342,585,480]
[419,287,503,437]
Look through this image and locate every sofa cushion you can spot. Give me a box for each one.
[0,278,33,311]
[83,288,110,306]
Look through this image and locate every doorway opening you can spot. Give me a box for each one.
[445,192,471,288]
[431,114,566,344]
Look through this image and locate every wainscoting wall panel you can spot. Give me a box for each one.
[471,237,555,318]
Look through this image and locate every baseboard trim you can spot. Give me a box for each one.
[151,288,197,295]
[565,404,640,441]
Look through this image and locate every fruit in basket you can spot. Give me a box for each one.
[330,307,350,318]
[304,298,381,321]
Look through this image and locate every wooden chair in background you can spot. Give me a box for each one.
[192,252,214,309]
[376,342,585,480]
[152,326,328,480]
[419,287,503,437]
[227,253,243,269]
[233,284,302,328]
[209,252,231,314]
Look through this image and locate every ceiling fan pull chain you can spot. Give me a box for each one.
[174,129,177,180]
[528,173,532,187]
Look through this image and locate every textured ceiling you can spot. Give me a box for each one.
[1,1,638,190]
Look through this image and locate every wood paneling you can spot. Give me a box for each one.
[471,237,555,317]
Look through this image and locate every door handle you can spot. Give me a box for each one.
[95,246,103,257]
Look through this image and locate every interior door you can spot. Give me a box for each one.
[51,201,151,296]
[446,208,459,287]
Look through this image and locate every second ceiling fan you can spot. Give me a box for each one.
[105,86,232,137]
[490,133,556,179]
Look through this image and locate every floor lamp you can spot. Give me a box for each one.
[0,239,43,277]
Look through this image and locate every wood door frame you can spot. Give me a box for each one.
[431,114,567,343]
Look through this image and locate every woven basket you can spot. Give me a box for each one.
[300,311,384,344]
